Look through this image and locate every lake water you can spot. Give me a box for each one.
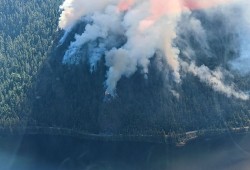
[1,133,250,170]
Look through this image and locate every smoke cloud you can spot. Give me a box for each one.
[229,1,250,74]
[58,0,249,100]
[182,62,249,100]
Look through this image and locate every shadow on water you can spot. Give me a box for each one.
[1,133,250,170]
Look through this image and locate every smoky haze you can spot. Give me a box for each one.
[58,0,250,100]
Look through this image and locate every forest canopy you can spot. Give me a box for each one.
[0,0,250,135]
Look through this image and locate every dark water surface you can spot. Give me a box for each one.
[1,133,250,170]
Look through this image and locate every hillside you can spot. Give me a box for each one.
[1,0,250,136]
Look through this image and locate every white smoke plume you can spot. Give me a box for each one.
[58,0,249,100]
[182,62,249,100]
[229,1,250,74]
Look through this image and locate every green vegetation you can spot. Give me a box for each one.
[0,0,250,136]
[0,0,61,126]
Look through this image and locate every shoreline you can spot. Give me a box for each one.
[0,126,249,146]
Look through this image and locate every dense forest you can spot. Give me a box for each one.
[0,0,61,127]
[1,0,250,135]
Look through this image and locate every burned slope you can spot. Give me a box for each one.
[30,11,250,135]
[0,0,249,136]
